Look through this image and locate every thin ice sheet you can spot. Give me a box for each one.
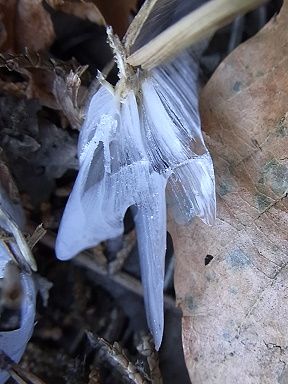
[56,52,215,349]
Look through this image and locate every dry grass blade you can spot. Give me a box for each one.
[10,367,47,384]
[127,0,268,69]
[124,0,160,53]
[26,224,47,250]
[0,207,37,271]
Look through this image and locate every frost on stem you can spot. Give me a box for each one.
[55,31,215,350]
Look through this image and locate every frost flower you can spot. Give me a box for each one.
[56,35,215,349]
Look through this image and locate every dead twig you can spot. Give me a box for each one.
[35,227,175,309]
[108,230,136,274]
[87,332,148,384]
[0,350,47,384]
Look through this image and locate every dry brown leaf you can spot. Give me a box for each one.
[45,0,105,25]
[170,2,288,383]
[0,1,59,117]
[46,0,137,37]
[0,0,55,53]
[95,0,138,37]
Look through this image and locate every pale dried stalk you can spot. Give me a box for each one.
[0,207,37,271]
[124,0,160,53]
[26,223,47,250]
[127,0,268,69]
[36,226,176,309]
[10,367,47,384]
[108,231,136,274]
[0,351,47,384]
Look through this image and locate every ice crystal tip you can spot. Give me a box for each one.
[56,47,216,348]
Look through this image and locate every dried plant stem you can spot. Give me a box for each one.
[0,207,37,271]
[0,351,47,384]
[10,368,47,384]
[108,231,136,274]
[127,0,268,69]
[26,223,47,250]
[87,333,148,384]
[124,0,160,53]
[35,226,176,309]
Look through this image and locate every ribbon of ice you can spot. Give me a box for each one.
[0,184,36,383]
[56,29,215,350]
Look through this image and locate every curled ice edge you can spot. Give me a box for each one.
[0,188,36,384]
[56,52,216,350]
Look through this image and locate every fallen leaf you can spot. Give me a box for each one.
[0,1,86,127]
[46,0,137,37]
[95,0,138,37]
[45,0,105,25]
[170,2,288,383]
[0,0,55,53]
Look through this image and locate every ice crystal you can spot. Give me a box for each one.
[0,185,36,384]
[56,41,215,349]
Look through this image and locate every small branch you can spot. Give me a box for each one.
[108,231,136,274]
[0,350,47,384]
[87,333,148,384]
[34,226,175,309]
[127,0,268,70]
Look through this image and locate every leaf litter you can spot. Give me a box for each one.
[171,1,288,382]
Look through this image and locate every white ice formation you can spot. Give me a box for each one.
[0,185,36,383]
[56,47,215,349]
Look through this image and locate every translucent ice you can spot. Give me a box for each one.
[56,51,215,350]
[0,185,36,384]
